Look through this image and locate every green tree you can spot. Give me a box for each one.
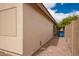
[57,15,79,30]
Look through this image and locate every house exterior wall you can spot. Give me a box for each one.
[0,4,23,55]
[0,3,54,56]
[23,4,54,55]
[65,19,79,55]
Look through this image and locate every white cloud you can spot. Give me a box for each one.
[75,11,79,15]
[48,9,79,23]
[43,3,79,23]
[43,3,56,9]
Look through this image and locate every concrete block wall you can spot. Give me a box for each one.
[65,19,79,55]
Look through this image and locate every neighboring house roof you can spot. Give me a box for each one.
[36,3,57,25]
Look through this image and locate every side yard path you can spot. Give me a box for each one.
[34,37,71,56]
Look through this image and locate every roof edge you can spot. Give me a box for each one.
[36,3,57,25]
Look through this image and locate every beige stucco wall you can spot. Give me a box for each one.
[0,4,23,55]
[23,4,53,55]
[65,19,79,55]
[0,3,54,56]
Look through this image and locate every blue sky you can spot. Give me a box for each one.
[44,3,79,23]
